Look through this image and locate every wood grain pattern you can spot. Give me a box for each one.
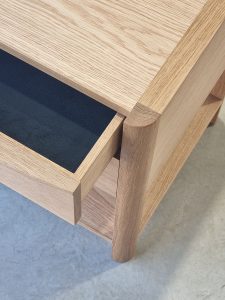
[112,110,160,262]
[112,0,225,261]
[0,113,122,225]
[146,18,225,188]
[0,0,206,114]
[211,71,225,100]
[79,96,223,242]
[0,0,224,262]
[140,95,223,231]
[0,133,81,224]
[128,0,225,191]
[75,114,123,200]
[79,158,119,241]
[209,107,222,126]
[136,0,225,116]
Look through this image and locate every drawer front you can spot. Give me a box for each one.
[75,113,123,200]
[0,132,81,224]
[0,114,123,224]
[0,50,124,224]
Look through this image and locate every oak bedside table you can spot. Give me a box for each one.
[0,0,225,262]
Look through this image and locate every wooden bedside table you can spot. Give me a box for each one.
[0,0,224,262]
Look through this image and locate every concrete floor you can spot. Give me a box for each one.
[0,104,225,300]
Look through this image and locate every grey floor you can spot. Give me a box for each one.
[1,105,225,300]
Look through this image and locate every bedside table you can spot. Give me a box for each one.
[0,0,224,262]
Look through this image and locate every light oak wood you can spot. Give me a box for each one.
[0,0,224,263]
[79,95,223,242]
[147,16,225,187]
[125,0,225,214]
[79,158,119,241]
[113,0,225,262]
[211,71,225,100]
[209,108,222,127]
[210,71,225,125]
[112,94,223,261]
[75,114,124,200]
[79,91,223,242]
[0,133,81,224]
[0,114,122,224]
[141,95,223,231]
[112,110,160,262]
[136,0,225,116]
[124,1,225,193]
[0,0,206,115]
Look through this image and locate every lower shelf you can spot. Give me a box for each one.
[78,95,222,242]
[79,158,119,241]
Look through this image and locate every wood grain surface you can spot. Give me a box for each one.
[79,96,223,242]
[75,114,123,200]
[0,0,206,114]
[141,95,223,231]
[111,0,225,261]
[80,158,119,241]
[0,113,123,224]
[210,71,225,125]
[0,133,81,224]
[133,0,225,117]
[211,71,225,100]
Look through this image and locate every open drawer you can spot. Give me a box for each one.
[0,50,124,224]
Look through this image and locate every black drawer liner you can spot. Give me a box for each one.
[0,50,115,172]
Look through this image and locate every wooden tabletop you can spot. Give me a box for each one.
[0,0,207,115]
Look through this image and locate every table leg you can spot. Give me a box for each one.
[112,108,160,262]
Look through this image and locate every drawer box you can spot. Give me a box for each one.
[0,50,123,224]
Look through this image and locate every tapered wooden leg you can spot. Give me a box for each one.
[112,70,225,262]
[209,71,225,126]
[112,107,160,262]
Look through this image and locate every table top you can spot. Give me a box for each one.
[0,0,207,115]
